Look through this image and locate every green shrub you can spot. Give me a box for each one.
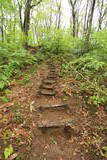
[0,42,37,91]
[39,29,75,54]
[61,46,107,106]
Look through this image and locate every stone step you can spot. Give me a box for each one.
[39,89,56,96]
[38,119,74,129]
[43,79,56,85]
[39,103,69,111]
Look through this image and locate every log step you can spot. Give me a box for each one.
[49,70,56,73]
[47,75,57,79]
[43,79,56,85]
[40,84,54,90]
[48,64,55,66]
[39,103,69,111]
[38,119,74,129]
[48,73,57,76]
[40,89,56,96]
[49,68,56,70]
[48,65,55,67]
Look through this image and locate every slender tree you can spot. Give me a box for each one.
[69,0,77,37]
[56,0,62,29]
[17,0,43,46]
[86,0,96,42]
[97,0,107,31]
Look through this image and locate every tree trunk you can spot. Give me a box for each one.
[57,0,61,29]
[83,0,89,36]
[86,0,96,42]
[23,0,32,36]
[17,0,43,47]
[72,6,76,37]
[69,0,77,37]
[1,9,4,42]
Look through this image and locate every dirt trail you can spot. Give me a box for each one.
[2,61,107,160]
[27,62,90,160]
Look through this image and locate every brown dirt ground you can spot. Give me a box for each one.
[0,63,107,160]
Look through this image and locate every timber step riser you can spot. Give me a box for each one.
[38,119,74,129]
[49,71,56,73]
[47,75,57,78]
[39,86,54,90]
[39,90,56,96]
[48,73,57,76]
[38,63,74,136]
[38,104,69,112]
[42,80,56,85]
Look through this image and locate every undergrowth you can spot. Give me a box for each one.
[61,31,107,107]
[0,41,44,95]
[40,29,107,108]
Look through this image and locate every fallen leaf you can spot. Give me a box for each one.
[8,153,18,160]
[0,102,14,109]
[0,114,3,119]
[30,101,35,112]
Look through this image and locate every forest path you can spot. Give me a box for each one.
[1,60,106,160]
[26,61,96,160]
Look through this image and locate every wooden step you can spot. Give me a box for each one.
[49,70,56,73]
[48,63,55,66]
[48,65,55,68]
[40,89,56,96]
[39,103,69,111]
[38,119,74,129]
[48,64,55,67]
[47,75,57,79]
[43,79,56,85]
[40,84,54,90]
[48,73,57,76]
[47,77,56,80]
[49,67,56,70]
[48,68,56,70]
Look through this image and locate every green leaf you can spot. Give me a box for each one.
[0,81,6,90]
[103,146,107,152]
[4,145,14,159]
[0,96,10,103]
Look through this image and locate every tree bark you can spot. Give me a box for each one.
[1,9,4,42]
[23,0,32,36]
[69,0,77,37]
[17,0,42,46]
[57,0,62,29]
[86,0,96,42]
[83,0,89,36]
